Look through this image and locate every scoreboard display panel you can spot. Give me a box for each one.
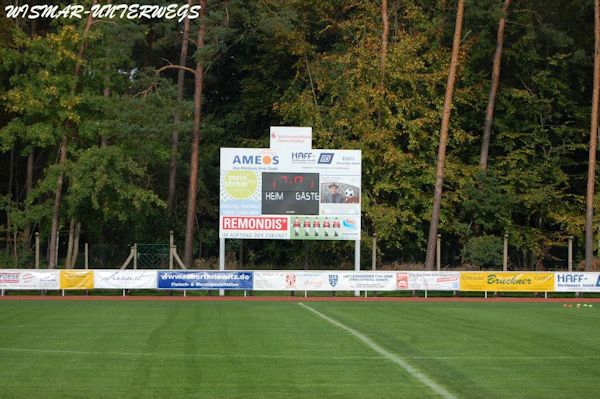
[220,148,361,240]
[261,173,319,215]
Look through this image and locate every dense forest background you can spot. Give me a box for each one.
[0,0,598,270]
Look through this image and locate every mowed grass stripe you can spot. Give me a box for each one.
[299,302,457,399]
[0,301,435,398]
[308,302,600,399]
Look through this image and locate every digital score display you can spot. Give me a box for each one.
[262,172,319,215]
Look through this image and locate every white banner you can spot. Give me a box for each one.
[554,272,600,292]
[94,270,157,289]
[395,271,460,291]
[254,271,397,291]
[0,270,60,290]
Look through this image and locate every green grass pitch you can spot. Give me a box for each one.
[0,300,598,398]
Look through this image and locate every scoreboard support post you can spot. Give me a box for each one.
[219,238,225,296]
[354,239,360,297]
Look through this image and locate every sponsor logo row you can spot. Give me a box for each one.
[1,270,599,292]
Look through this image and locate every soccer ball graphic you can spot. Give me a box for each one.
[344,188,355,198]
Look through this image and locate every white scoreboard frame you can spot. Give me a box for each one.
[217,127,362,296]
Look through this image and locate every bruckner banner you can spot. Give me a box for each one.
[219,127,361,241]
[460,272,554,292]
[157,271,253,290]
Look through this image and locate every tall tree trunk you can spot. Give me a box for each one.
[48,3,96,268]
[6,147,15,256]
[377,0,388,126]
[167,0,193,212]
[65,217,75,268]
[183,0,207,267]
[585,0,600,271]
[72,221,81,268]
[479,0,511,171]
[424,0,464,270]
[22,149,34,247]
[380,0,388,91]
[101,85,109,147]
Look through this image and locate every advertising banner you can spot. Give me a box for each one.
[219,140,361,241]
[394,272,460,291]
[460,272,554,292]
[94,270,157,289]
[60,270,94,290]
[554,272,600,292]
[157,271,253,290]
[253,271,396,291]
[0,270,59,290]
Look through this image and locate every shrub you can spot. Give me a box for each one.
[462,235,503,269]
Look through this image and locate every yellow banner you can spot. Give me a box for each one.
[60,270,94,289]
[460,272,554,292]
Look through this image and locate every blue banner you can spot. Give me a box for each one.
[157,271,253,290]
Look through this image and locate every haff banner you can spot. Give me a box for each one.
[460,272,554,292]
[253,271,396,291]
[94,270,157,289]
[395,272,460,291]
[220,129,361,241]
[60,270,94,290]
[555,273,600,292]
[157,271,253,290]
[0,270,59,290]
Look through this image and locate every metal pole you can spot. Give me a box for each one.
[239,240,244,269]
[355,239,361,297]
[169,231,174,270]
[219,238,225,296]
[84,243,88,270]
[372,235,377,271]
[436,234,441,271]
[304,241,309,271]
[503,233,508,272]
[35,232,40,269]
[133,244,137,270]
[568,236,573,272]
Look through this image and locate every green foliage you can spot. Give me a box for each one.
[462,235,503,268]
[0,0,598,269]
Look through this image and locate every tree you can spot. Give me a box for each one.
[48,4,96,268]
[167,0,194,212]
[585,0,600,271]
[424,0,465,270]
[479,0,511,171]
[184,0,207,267]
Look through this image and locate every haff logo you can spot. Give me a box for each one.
[291,152,315,161]
[558,274,584,283]
[596,276,600,287]
[318,153,334,164]
[271,132,277,138]
[328,274,339,287]
[233,151,279,165]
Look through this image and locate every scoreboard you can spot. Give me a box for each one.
[219,147,361,241]
[261,173,320,215]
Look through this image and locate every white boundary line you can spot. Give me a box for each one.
[299,302,457,399]
[2,346,595,362]
[0,347,381,361]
